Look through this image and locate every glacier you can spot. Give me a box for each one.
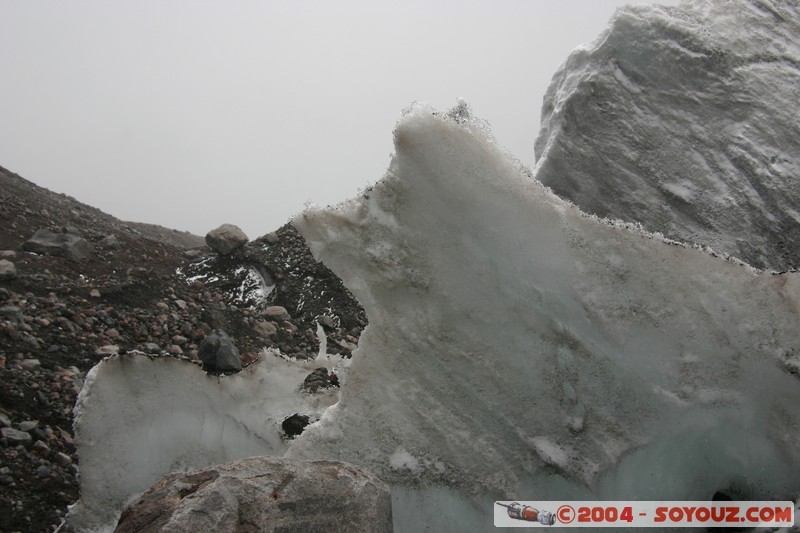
[291,102,800,529]
[62,1,800,530]
[65,101,800,532]
[534,0,800,271]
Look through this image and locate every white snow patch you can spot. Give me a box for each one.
[531,437,570,469]
[390,448,421,473]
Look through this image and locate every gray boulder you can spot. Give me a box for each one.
[205,224,248,255]
[198,330,241,372]
[114,457,392,533]
[0,259,16,281]
[22,229,93,261]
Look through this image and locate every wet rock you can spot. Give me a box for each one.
[113,457,392,533]
[197,330,241,373]
[205,224,248,255]
[22,229,93,261]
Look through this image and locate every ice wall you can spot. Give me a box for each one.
[534,0,800,270]
[292,102,800,509]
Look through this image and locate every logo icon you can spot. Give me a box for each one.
[496,502,556,525]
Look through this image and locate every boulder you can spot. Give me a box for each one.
[205,224,248,255]
[264,305,290,322]
[113,457,392,533]
[0,259,16,281]
[22,229,93,260]
[197,330,241,372]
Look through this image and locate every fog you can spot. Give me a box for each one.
[0,0,676,239]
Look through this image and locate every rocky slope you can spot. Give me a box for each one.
[0,166,366,532]
[534,0,800,271]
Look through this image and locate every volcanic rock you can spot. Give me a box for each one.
[205,224,248,255]
[22,229,93,261]
[197,330,242,372]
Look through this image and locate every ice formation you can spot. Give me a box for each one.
[67,102,800,531]
[289,103,800,525]
[65,2,800,530]
[534,0,800,270]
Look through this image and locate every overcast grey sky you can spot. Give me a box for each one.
[1,1,676,239]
